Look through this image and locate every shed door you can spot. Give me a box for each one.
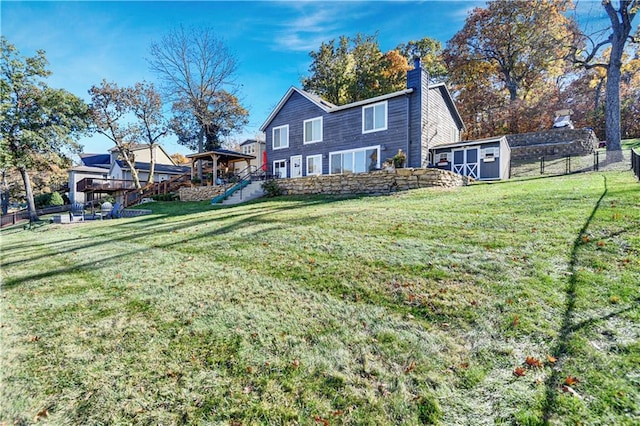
[452,148,479,179]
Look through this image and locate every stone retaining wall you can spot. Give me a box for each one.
[276,168,470,196]
[506,128,598,160]
[179,186,225,202]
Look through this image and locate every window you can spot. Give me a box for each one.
[436,152,452,163]
[362,101,387,133]
[273,125,289,150]
[304,117,323,144]
[481,147,499,162]
[330,147,379,174]
[481,147,499,159]
[306,155,322,176]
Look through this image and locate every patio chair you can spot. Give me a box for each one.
[70,202,85,222]
[109,202,123,219]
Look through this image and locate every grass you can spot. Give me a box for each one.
[1,170,639,425]
[622,138,640,150]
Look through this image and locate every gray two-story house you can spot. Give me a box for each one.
[259,60,465,179]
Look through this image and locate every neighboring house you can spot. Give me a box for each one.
[68,144,186,204]
[260,59,465,179]
[431,136,511,181]
[233,139,266,174]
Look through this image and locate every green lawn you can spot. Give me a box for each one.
[622,138,640,150]
[1,171,639,425]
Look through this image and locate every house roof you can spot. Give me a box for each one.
[114,161,191,174]
[259,83,464,132]
[239,139,265,147]
[80,153,111,168]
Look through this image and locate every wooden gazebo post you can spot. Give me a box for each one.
[212,154,218,186]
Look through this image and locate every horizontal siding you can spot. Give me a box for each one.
[266,93,410,176]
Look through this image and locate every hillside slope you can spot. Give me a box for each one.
[1,171,638,425]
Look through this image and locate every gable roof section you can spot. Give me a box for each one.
[80,153,111,168]
[260,86,418,131]
[260,87,335,132]
[428,83,465,131]
[114,161,190,174]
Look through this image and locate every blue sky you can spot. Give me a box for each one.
[2,0,610,158]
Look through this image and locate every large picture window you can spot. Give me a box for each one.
[272,125,289,150]
[362,101,387,133]
[304,117,323,144]
[330,146,379,174]
[306,155,322,176]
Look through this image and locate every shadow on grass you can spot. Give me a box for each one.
[0,193,372,290]
[541,174,617,422]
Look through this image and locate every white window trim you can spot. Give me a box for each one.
[306,154,323,176]
[436,152,452,163]
[329,145,380,175]
[272,125,289,150]
[362,101,388,134]
[303,116,323,144]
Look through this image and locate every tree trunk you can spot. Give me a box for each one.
[1,170,9,215]
[604,47,624,162]
[196,127,204,179]
[147,144,156,185]
[19,166,38,222]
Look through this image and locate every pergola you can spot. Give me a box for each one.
[186,149,256,185]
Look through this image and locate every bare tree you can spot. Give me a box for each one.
[88,80,167,190]
[148,26,247,176]
[570,0,639,161]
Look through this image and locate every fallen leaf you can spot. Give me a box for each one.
[511,314,520,327]
[404,361,416,374]
[242,385,253,394]
[525,356,543,368]
[34,409,48,422]
[546,355,557,364]
[291,359,300,369]
[513,367,526,377]
[597,241,605,247]
[582,236,590,243]
[332,409,344,416]
[564,375,579,386]
[29,335,39,342]
[314,415,330,426]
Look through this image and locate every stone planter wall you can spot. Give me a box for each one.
[275,168,470,196]
[506,129,599,160]
[179,185,225,202]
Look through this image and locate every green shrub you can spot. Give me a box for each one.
[49,191,64,206]
[261,179,283,197]
[34,193,51,208]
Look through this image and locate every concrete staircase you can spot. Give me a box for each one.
[221,180,265,205]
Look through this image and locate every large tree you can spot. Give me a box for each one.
[302,33,410,105]
[1,37,89,221]
[88,80,167,190]
[569,0,638,161]
[444,0,578,135]
[396,36,448,81]
[148,26,247,170]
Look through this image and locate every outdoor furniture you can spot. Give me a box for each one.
[70,202,85,222]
